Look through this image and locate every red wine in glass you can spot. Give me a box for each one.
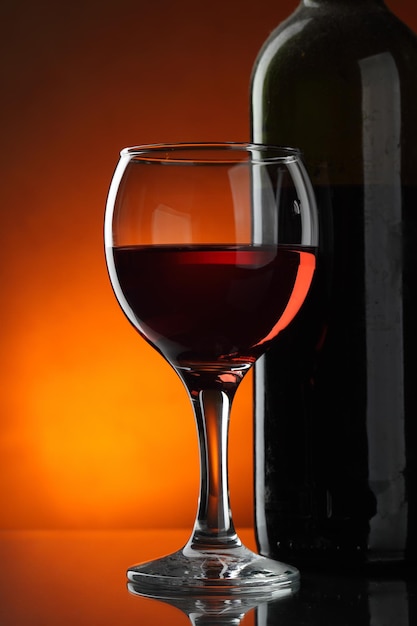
[109,244,316,369]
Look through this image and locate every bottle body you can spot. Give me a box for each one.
[251,0,417,567]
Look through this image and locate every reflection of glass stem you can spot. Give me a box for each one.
[171,597,248,626]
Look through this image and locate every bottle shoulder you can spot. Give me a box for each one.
[253,4,417,78]
[250,3,417,184]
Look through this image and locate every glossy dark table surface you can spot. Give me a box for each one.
[0,529,415,625]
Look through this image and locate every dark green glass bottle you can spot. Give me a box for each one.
[251,0,417,567]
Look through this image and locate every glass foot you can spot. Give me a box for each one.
[126,543,299,597]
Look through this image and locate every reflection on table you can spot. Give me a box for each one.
[0,529,415,625]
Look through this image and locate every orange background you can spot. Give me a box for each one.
[1,0,416,531]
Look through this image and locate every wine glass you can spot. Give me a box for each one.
[104,142,318,595]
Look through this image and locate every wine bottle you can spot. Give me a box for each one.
[251,0,417,567]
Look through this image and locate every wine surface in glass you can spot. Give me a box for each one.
[108,243,316,369]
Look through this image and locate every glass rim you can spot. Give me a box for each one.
[119,142,302,164]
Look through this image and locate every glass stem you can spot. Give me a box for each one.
[180,371,245,552]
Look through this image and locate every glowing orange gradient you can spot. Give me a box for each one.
[1,0,415,531]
